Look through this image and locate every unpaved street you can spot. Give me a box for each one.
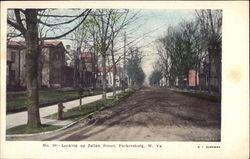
[8,87,221,141]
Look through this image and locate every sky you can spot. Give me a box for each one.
[8,9,196,84]
[58,9,196,84]
[122,9,196,84]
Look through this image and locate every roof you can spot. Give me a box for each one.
[42,41,62,47]
[96,66,122,72]
[81,52,95,63]
[7,41,63,48]
[7,41,26,49]
[81,52,93,58]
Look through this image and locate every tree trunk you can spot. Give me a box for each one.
[102,54,107,99]
[79,95,82,111]
[73,58,79,88]
[94,68,98,89]
[25,9,41,128]
[122,32,126,92]
[215,50,221,94]
[38,41,44,89]
[92,32,97,90]
[110,37,117,96]
[78,55,83,110]
[208,50,212,93]
[164,74,168,87]
[112,68,117,96]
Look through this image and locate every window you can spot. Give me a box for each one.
[10,70,15,82]
[11,51,15,62]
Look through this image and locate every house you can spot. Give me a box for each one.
[96,66,123,88]
[7,41,67,90]
[199,55,221,92]
[62,65,74,87]
[40,41,66,88]
[79,52,97,88]
[106,66,122,88]
[160,76,167,87]
[188,69,199,87]
[7,41,26,90]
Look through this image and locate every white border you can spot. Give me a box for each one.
[1,1,249,159]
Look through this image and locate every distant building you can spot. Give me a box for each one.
[96,66,123,88]
[199,55,221,92]
[188,69,199,87]
[160,76,167,87]
[79,52,97,88]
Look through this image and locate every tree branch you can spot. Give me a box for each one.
[14,9,26,33]
[7,19,26,36]
[38,10,89,27]
[40,9,91,40]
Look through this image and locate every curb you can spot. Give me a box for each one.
[6,112,97,138]
[169,88,220,97]
[6,121,78,138]
[6,90,131,138]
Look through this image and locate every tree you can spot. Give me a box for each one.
[87,9,139,98]
[157,25,196,88]
[126,47,145,88]
[195,10,222,93]
[149,70,163,86]
[7,9,90,128]
[155,10,222,93]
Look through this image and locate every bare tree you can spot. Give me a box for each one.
[89,9,139,99]
[155,10,221,94]
[126,47,145,88]
[195,10,222,93]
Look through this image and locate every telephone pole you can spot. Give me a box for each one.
[122,32,126,91]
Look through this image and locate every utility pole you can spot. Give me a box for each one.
[122,32,126,91]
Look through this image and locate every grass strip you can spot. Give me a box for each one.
[7,89,112,113]
[6,124,62,135]
[46,89,136,122]
[174,91,221,103]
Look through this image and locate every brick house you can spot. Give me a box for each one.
[187,60,220,91]
[188,69,199,87]
[40,41,66,88]
[7,41,67,90]
[7,41,26,90]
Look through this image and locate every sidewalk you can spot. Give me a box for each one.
[6,91,120,129]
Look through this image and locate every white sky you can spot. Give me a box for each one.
[8,9,196,84]
[121,9,196,84]
[59,9,196,84]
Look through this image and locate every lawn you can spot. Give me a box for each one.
[6,90,135,135]
[6,124,62,135]
[46,89,136,122]
[7,89,110,113]
[174,91,221,103]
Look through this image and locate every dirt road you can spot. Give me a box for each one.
[8,87,221,141]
